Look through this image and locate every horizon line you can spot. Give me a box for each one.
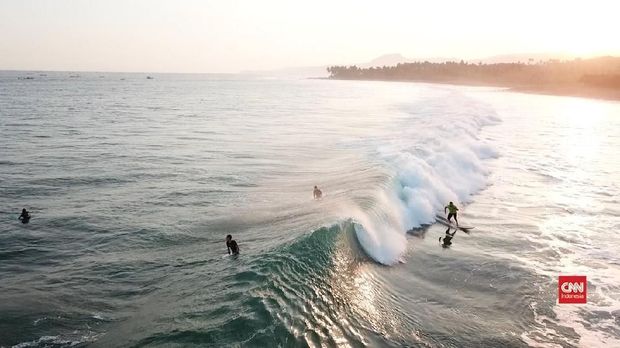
[0,68,243,75]
[2,54,618,76]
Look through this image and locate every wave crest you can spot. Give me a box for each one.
[347,100,500,265]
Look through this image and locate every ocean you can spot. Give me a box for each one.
[1,71,619,347]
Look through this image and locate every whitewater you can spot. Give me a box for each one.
[1,72,619,347]
[346,92,500,265]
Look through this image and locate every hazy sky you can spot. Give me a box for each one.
[1,0,618,73]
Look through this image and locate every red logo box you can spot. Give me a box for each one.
[558,276,587,304]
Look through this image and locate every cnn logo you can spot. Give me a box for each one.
[558,276,587,304]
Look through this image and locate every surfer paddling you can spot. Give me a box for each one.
[313,185,323,199]
[444,202,459,226]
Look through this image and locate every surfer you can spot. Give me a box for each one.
[313,186,322,199]
[439,227,456,248]
[226,234,240,255]
[444,201,459,226]
[18,208,30,224]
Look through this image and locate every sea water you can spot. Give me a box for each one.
[1,71,619,347]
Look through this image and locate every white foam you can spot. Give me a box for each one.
[348,196,408,265]
[347,96,500,264]
[12,336,64,348]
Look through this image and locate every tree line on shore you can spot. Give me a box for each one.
[327,57,620,89]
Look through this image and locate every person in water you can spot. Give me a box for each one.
[439,227,456,248]
[444,201,459,226]
[226,234,239,255]
[313,185,322,199]
[18,208,30,223]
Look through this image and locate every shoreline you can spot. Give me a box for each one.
[325,77,620,102]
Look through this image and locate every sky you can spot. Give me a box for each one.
[0,0,619,73]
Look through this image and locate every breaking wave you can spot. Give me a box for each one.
[345,96,501,264]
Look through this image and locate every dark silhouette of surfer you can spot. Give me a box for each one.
[226,234,239,255]
[18,208,31,224]
[439,227,456,248]
[313,186,322,199]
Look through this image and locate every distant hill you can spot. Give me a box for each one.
[361,54,455,68]
[362,54,413,67]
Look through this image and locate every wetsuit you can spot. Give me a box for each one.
[19,211,30,223]
[227,240,239,255]
[440,228,456,247]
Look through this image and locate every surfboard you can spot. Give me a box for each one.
[435,215,474,232]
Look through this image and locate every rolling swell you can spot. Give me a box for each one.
[132,222,373,347]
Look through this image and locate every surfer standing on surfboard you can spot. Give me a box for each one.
[444,202,459,226]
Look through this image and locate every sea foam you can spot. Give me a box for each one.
[350,96,500,264]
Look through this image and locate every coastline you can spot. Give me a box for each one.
[508,83,620,101]
[325,78,620,102]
